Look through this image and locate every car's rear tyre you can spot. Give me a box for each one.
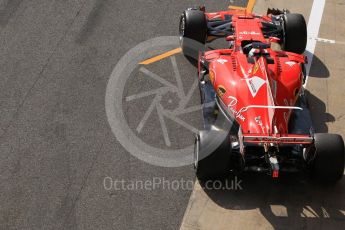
[311,133,345,183]
[179,9,207,59]
[194,126,232,180]
[283,13,307,54]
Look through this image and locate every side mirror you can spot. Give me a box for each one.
[269,37,281,43]
[226,35,235,41]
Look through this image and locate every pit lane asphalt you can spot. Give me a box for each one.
[0,1,247,230]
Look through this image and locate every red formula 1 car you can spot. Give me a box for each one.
[179,7,345,182]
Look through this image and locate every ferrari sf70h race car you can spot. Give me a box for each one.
[179,7,345,182]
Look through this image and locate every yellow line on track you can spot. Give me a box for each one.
[229,0,256,13]
[246,0,256,13]
[228,5,247,11]
[139,48,182,65]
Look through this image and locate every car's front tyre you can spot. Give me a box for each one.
[282,13,307,54]
[179,9,207,60]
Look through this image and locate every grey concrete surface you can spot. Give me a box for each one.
[0,0,247,230]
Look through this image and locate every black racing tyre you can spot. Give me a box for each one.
[194,126,232,180]
[311,133,345,183]
[179,9,207,59]
[283,13,307,54]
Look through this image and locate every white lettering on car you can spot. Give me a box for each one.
[227,96,246,121]
[217,59,228,64]
[239,31,260,35]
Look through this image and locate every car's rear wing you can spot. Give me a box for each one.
[242,134,314,145]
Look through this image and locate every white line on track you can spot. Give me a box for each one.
[311,37,345,45]
[313,37,335,44]
[304,0,326,87]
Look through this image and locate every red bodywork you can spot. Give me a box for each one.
[201,10,311,144]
